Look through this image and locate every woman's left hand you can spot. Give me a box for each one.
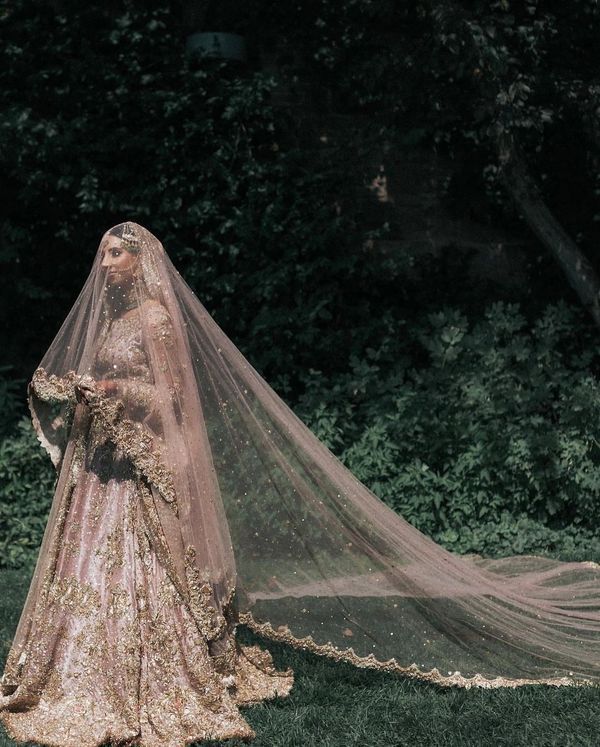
[95,379,119,396]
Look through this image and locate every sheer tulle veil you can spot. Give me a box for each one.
[7,221,600,691]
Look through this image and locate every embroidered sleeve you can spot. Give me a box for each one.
[82,383,178,509]
[143,302,182,409]
[30,368,79,404]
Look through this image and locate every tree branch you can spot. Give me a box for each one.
[497,132,600,328]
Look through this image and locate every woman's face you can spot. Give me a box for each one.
[100,235,138,285]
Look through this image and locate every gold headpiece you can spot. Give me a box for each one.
[121,223,141,253]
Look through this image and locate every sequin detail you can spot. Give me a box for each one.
[30,368,79,404]
[0,468,293,747]
[84,389,178,509]
[239,613,594,690]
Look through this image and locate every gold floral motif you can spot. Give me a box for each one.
[184,546,232,643]
[156,576,181,611]
[84,387,177,509]
[29,367,79,404]
[107,583,132,619]
[94,314,149,384]
[94,522,126,576]
[239,612,593,690]
[47,576,101,617]
[148,303,176,349]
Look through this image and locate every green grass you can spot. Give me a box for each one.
[1,569,599,747]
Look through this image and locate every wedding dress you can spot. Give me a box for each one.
[1,222,600,747]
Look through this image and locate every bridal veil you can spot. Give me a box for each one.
[6,221,600,693]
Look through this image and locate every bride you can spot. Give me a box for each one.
[1,222,600,746]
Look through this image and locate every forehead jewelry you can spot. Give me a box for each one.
[121,225,141,253]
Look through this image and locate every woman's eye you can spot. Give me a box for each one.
[111,249,121,257]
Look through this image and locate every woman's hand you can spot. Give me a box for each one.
[74,376,118,404]
[95,379,119,396]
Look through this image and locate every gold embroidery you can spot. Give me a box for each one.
[232,644,294,705]
[44,667,65,704]
[184,545,232,643]
[61,520,82,559]
[211,634,238,678]
[156,576,181,611]
[28,368,80,466]
[239,613,593,690]
[107,583,132,619]
[94,522,126,576]
[118,379,157,413]
[94,314,149,384]
[137,478,188,598]
[148,303,176,349]
[84,388,177,509]
[47,576,101,617]
[69,432,87,484]
[30,368,78,404]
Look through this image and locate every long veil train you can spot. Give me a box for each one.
[7,222,600,695]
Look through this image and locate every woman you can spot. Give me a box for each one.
[2,222,600,746]
[0,223,293,746]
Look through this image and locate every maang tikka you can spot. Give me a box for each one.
[121,224,141,253]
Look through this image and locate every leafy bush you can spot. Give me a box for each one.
[297,300,600,558]
[0,366,26,438]
[0,417,55,570]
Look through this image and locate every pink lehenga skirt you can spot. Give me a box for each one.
[0,443,293,747]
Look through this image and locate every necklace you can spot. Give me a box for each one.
[105,283,149,318]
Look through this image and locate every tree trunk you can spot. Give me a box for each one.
[497,132,600,328]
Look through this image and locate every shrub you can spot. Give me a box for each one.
[297,300,600,557]
[0,417,55,570]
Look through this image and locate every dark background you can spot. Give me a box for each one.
[2,0,600,569]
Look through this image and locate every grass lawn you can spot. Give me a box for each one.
[1,568,599,747]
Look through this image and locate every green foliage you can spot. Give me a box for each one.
[4,0,598,389]
[297,300,600,558]
[0,366,26,437]
[0,417,55,570]
[1,0,600,570]
[254,0,600,257]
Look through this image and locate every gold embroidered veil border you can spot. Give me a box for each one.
[7,221,600,693]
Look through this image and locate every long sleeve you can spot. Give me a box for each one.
[29,368,78,405]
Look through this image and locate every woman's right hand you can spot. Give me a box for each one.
[74,375,99,404]
[75,376,119,404]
